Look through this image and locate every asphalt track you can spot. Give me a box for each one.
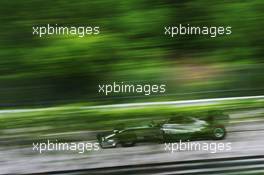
[1,120,264,174]
[0,96,264,174]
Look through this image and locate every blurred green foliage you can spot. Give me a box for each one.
[0,0,263,106]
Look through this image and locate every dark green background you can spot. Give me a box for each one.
[0,0,263,107]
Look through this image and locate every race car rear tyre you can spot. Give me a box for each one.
[213,126,226,140]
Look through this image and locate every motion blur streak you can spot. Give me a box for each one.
[82,95,264,109]
[0,0,263,175]
[0,1,263,106]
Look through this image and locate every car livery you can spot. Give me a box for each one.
[97,112,228,148]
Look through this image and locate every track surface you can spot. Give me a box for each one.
[1,121,264,174]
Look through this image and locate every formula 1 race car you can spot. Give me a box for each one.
[97,111,229,148]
